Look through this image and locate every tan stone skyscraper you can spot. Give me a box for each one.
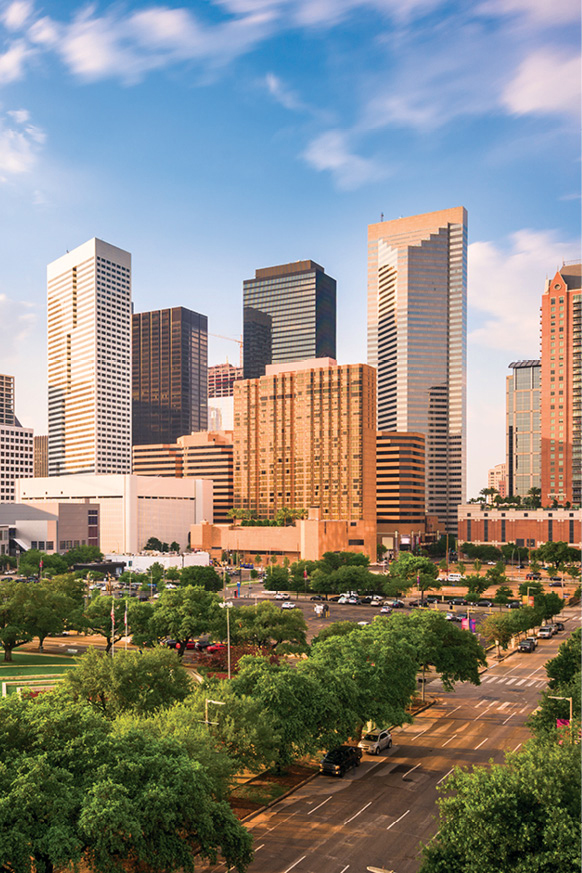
[233,359,376,522]
[368,207,467,533]
[47,238,132,476]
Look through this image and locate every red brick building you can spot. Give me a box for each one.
[540,264,581,506]
[457,504,580,550]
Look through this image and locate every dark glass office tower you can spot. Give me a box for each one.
[132,307,208,446]
[243,260,336,379]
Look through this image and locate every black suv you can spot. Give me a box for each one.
[518,639,536,653]
[320,746,362,777]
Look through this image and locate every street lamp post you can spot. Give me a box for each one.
[548,695,573,743]
[219,601,233,679]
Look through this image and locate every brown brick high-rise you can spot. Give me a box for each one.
[233,359,376,523]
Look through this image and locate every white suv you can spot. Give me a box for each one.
[358,728,393,755]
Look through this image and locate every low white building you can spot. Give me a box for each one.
[16,474,213,554]
[103,552,211,571]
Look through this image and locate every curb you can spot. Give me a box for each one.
[240,770,320,822]
[239,698,438,823]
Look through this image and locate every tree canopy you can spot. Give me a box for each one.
[0,692,253,873]
[419,740,581,873]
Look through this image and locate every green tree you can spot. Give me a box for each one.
[386,553,440,601]
[493,584,513,608]
[180,565,223,591]
[262,565,290,591]
[546,628,581,689]
[0,579,35,661]
[62,647,193,718]
[0,692,253,873]
[144,536,164,551]
[534,591,564,622]
[481,613,514,657]
[377,542,388,562]
[140,586,222,656]
[227,601,308,650]
[169,541,180,552]
[311,620,361,647]
[387,611,486,695]
[63,545,103,567]
[419,740,581,873]
[464,574,489,596]
[82,596,128,654]
[518,579,544,598]
[24,579,81,651]
[18,549,68,578]
[534,541,579,567]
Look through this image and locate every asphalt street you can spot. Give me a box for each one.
[196,607,580,873]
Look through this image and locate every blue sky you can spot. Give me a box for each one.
[0,0,579,496]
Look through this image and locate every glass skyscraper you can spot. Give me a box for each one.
[132,307,208,446]
[506,360,541,497]
[243,260,336,379]
[367,207,467,533]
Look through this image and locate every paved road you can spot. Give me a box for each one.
[197,608,580,873]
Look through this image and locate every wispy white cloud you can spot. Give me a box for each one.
[302,129,385,189]
[2,0,33,31]
[477,0,580,25]
[0,108,44,177]
[0,293,38,355]
[468,229,581,353]
[264,72,306,111]
[502,49,581,118]
[0,40,33,82]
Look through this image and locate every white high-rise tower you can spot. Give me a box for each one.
[47,238,132,476]
[368,207,467,533]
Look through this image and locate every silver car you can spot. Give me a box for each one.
[358,728,393,755]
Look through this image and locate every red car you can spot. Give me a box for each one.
[162,639,197,650]
[206,643,227,654]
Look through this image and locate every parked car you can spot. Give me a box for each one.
[518,639,536,653]
[549,581,563,588]
[526,573,541,580]
[358,728,392,755]
[554,621,565,632]
[425,595,441,604]
[329,595,341,602]
[389,600,406,609]
[310,595,323,601]
[357,620,370,627]
[477,599,494,608]
[408,600,421,607]
[445,612,457,621]
[447,573,464,582]
[507,601,521,609]
[537,627,553,639]
[525,636,538,649]
[370,599,383,607]
[347,596,361,605]
[549,576,562,581]
[320,746,362,777]
[380,605,392,614]
[206,643,227,654]
[450,597,467,606]
[274,592,290,600]
[162,639,197,650]
[281,601,297,610]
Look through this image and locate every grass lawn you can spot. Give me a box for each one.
[230,782,288,806]
[0,651,77,677]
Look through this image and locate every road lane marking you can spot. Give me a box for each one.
[526,666,544,679]
[513,743,522,752]
[308,796,332,816]
[436,769,454,785]
[474,701,496,720]
[283,857,306,873]
[267,811,296,831]
[344,801,372,824]
[441,734,457,747]
[457,722,471,733]
[387,809,410,829]
[506,679,517,685]
[414,726,433,739]
[527,680,536,686]
[448,705,462,715]
[474,737,488,750]
[519,706,528,713]
[497,702,510,711]
[516,679,527,685]
[339,866,350,873]
[256,845,264,851]
[403,762,421,778]
[503,713,515,725]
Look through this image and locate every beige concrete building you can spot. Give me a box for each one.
[17,474,212,554]
[34,436,49,478]
[233,358,376,524]
[47,238,132,476]
[368,207,467,533]
[132,430,234,523]
[0,502,99,554]
[0,374,16,425]
[487,462,507,498]
[190,509,376,563]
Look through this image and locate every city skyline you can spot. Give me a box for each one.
[0,0,579,497]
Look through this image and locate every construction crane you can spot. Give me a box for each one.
[208,332,243,367]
